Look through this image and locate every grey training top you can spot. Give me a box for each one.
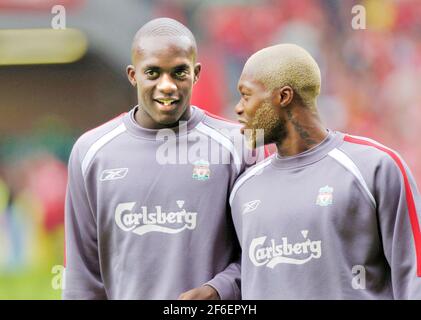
[230,130,421,299]
[63,105,261,299]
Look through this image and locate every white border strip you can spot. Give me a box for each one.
[229,155,274,205]
[328,148,376,208]
[195,122,242,174]
[81,123,126,176]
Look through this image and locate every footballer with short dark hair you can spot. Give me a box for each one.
[63,18,260,300]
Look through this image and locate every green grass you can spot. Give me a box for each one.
[0,267,62,300]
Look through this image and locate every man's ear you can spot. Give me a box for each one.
[193,63,201,84]
[278,86,294,108]
[126,65,137,87]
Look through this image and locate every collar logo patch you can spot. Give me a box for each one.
[192,159,210,181]
[316,185,334,207]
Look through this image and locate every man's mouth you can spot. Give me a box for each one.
[154,98,180,106]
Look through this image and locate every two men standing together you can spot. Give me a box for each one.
[63,18,421,300]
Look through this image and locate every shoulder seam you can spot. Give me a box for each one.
[344,134,403,160]
[83,113,126,135]
[195,122,241,174]
[203,110,238,124]
[229,155,274,205]
[199,118,236,142]
[81,123,127,177]
[328,147,376,209]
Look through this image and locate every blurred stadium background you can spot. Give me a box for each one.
[1,0,421,299]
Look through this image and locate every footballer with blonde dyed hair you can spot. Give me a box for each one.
[231,43,421,299]
[237,43,324,151]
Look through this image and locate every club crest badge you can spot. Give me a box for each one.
[192,159,210,181]
[316,185,333,207]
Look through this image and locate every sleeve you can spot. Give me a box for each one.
[375,155,421,299]
[62,143,107,300]
[204,259,241,300]
[204,134,270,300]
[204,225,241,302]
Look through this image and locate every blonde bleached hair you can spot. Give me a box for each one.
[244,43,321,107]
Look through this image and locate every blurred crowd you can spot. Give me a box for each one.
[187,0,421,183]
[1,0,421,298]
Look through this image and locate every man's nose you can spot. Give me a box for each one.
[235,101,244,116]
[156,73,177,95]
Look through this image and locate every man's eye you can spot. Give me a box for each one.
[174,70,188,78]
[145,70,158,78]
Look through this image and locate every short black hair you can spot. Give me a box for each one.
[131,17,197,62]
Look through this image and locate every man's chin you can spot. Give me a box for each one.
[155,104,190,126]
[156,116,182,127]
[150,111,182,126]
[245,138,257,150]
[243,128,269,150]
[242,128,256,150]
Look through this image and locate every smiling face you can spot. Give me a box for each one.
[235,71,287,148]
[127,35,201,129]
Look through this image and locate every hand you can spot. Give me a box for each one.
[177,285,220,300]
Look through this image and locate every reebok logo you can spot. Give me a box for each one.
[100,168,128,181]
[249,230,322,268]
[242,200,261,215]
[115,200,197,236]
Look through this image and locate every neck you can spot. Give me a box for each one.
[276,105,328,157]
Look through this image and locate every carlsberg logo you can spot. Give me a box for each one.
[249,230,322,268]
[115,201,197,235]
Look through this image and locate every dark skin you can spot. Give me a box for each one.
[178,286,220,300]
[235,70,328,156]
[127,36,201,129]
[126,34,219,300]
